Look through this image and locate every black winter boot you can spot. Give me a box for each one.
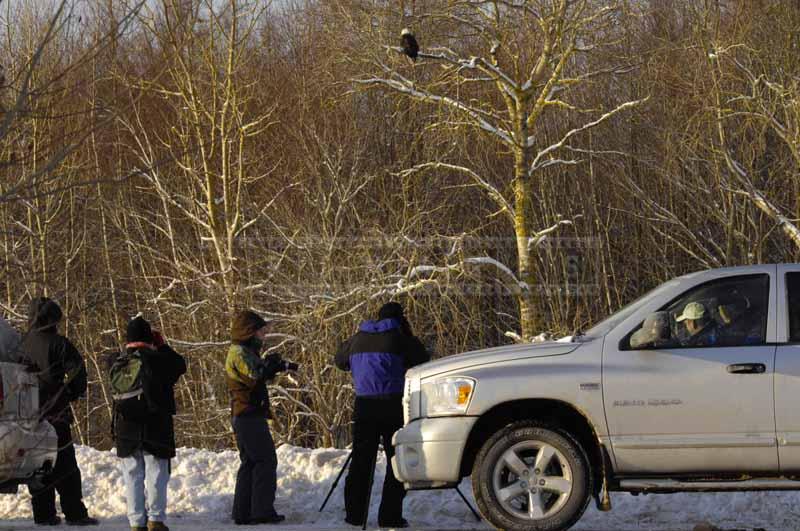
[378,518,409,529]
[65,516,99,526]
[250,514,285,524]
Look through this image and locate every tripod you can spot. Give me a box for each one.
[319,443,482,528]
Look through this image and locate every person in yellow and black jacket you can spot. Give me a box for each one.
[225,310,297,526]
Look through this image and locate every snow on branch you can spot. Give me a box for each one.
[532,158,582,170]
[562,145,632,158]
[426,50,519,92]
[168,339,229,349]
[528,97,647,174]
[354,77,514,146]
[528,218,578,249]
[504,330,523,342]
[396,162,515,221]
[745,188,800,249]
[463,257,527,291]
[384,44,519,92]
[396,256,528,294]
[725,156,800,249]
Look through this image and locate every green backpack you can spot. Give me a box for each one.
[110,350,149,403]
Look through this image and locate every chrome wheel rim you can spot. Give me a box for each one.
[491,440,573,521]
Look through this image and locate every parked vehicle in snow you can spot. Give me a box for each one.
[0,317,19,363]
[393,264,800,531]
[0,320,58,494]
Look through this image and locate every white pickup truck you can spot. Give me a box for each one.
[0,318,58,494]
[393,264,800,531]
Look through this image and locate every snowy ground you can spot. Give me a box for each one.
[0,445,797,530]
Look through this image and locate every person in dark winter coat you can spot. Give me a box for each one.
[226,310,296,526]
[114,316,186,531]
[335,302,430,529]
[19,297,98,526]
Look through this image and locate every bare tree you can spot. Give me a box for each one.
[0,0,145,205]
[116,0,281,315]
[711,42,800,250]
[339,0,644,340]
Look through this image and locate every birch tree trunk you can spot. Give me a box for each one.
[349,0,643,340]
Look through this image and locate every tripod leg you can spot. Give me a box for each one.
[455,485,481,522]
[319,451,353,512]
[361,440,379,530]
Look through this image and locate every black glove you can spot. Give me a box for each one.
[260,353,284,378]
[262,353,299,374]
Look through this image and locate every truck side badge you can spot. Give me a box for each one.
[580,383,600,391]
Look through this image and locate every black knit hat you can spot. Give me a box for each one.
[231,310,268,343]
[126,316,154,344]
[378,302,404,320]
[28,297,62,332]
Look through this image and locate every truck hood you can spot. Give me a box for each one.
[410,341,581,380]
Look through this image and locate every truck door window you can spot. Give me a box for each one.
[787,273,800,342]
[624,274,769,349]
[661,274,769,348]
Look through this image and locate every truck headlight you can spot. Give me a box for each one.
[403,375,421,424]
[420,377,475,417]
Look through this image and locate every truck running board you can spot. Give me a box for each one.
[619,478,800,492]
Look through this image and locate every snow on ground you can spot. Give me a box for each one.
[1,444,799,530]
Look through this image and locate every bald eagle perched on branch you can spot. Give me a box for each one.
[401,28,419,61]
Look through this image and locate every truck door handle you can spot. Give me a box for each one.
[727,363,766,374]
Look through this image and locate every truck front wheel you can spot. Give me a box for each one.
[471,422,592,531]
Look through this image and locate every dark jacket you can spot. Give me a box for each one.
[19,300,87,425]
[335,318,430,398]
[114,344,187,459]
[225,338,283,418]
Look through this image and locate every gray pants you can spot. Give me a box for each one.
[231,416,277,522]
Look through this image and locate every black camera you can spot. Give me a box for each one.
[280,360,299,372]
[263,353,299,373]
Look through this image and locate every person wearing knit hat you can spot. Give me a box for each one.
[226,310,294,525]
[114,315,186,531]
[19,297,98,526]
[230,310,267,344]
[127,315,155,344]
[378,301,404,320]
[334,301,430,528]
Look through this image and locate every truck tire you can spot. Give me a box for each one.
[472,422,592,531]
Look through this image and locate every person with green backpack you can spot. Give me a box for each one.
[111,316,186,531]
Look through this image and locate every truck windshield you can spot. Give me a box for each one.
[583,279,680,338]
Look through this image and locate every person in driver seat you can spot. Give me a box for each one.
[676,301,719,347]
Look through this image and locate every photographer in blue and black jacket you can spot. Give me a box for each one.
[334,302,429,529]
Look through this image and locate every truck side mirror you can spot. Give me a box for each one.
[629,311,670,349]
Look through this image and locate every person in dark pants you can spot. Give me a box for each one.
[19,297,98,526]
[114,316,187,531]
[226,310,296,526]
[335,302,430,529]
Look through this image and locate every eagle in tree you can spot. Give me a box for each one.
[401,28,419,61]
